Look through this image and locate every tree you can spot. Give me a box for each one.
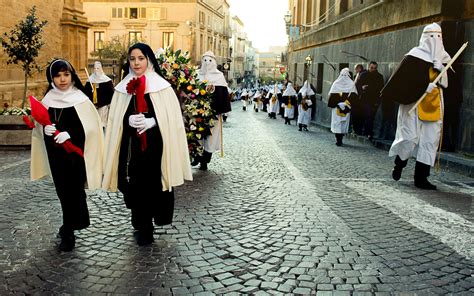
[0,6,47,108]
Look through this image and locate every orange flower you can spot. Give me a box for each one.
[198,109,205,114]
[187,85,193,91]
[172,63,179,69]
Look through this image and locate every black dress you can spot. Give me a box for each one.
[85,81,114,108]
[117,94,174,231]
[44,107,89,232]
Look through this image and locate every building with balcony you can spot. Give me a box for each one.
[286,0,474,154]
[83,0,231,65]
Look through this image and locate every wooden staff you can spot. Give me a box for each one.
[408,42,468,114]
[219,115,224,158]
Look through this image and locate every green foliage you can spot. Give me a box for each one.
[0,6,47,108]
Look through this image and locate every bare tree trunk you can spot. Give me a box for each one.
[22,72,28,109]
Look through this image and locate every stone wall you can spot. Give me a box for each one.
[0,0,89,108]
[288,0,473,154]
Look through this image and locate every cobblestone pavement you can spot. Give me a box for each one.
[1,103,473,295]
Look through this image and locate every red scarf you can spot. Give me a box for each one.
[126,75,148,151]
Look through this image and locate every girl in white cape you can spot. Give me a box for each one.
[31,58,104,252]
[102,43,192,246]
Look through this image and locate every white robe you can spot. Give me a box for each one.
[269,99,279,113]
[388,92,443,167]
[31,100,104,189]
[203,114,222,153]
[297,100,313,125]
[282,103,295,119]
[331,108,351,134]
[102,86,192,192]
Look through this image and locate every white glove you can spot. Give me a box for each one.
[129,114,145,129]
[54,131,71,144]
[425,82,437,93]
[337,102,346,110]
[44,124,56,136]
[433,60,444,72]
[138,118,157,135]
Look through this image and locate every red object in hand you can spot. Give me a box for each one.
[22,115,36,129]
[28,96,84,157]
[126,76,148,151]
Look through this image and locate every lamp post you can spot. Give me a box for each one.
[97,39,104,61]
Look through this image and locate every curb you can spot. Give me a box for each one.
[311,122,474,178]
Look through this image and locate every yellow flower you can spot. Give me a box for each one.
[200,89,206,96]
[199,109,205,114]
[198,127,204,131]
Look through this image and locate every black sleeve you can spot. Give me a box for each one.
[96,81,115,107]
[212,86,231,114]
[328,93,343,108]
[380,55,431,104]
[84,82,94,102]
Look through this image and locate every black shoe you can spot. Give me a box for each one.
[298,128,302,131]
[303,127,309,131]
[392,166,403,181]
[191,158,200,166]
[133,230,154,246]
[415,179,437,190]
[336,142,342,146]
[58,233,75,252]
[199,162,208,171]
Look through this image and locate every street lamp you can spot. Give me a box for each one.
[305,55,312,66]
[97,39,104,61]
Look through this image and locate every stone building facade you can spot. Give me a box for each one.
[83,0,231,65]
[0,0,89,107]
[287,0,474,154]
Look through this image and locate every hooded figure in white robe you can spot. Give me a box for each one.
[102,43,192,245]
[282,83,297,124]
[85,61,114,128]
[328,68,358,145]
[252,90,262,112]
[268,85,281,119]
[382,23,450,190]
[241,88,248,110]
[31,58,104,251]
[297,80,314,130]
[194,51,231,170]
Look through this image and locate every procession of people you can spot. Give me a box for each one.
[23,20,458,253]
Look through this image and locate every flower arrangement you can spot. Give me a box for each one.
[156,48,216,159]
[1,102,31,116]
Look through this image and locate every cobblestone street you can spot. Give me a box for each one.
[1,103,473,295]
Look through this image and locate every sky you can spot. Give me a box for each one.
[228,0,288,52]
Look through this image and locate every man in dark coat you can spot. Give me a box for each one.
[357,61,384,139]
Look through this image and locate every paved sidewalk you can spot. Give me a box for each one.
[1,105,473,295]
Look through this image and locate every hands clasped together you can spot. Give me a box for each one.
[44,124,71,144]
[129,114,157,134]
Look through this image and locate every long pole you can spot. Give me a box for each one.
[408,42,468,114]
